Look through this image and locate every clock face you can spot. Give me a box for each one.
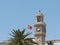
[36,26,40,32]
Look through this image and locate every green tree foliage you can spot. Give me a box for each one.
[47,41,55,45]
[9,29,38,45]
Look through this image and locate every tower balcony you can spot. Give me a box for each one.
[34,22,46,27]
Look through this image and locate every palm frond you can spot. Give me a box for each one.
[22,29,25,35]
[9,29,37,45]
[23,33,31,39]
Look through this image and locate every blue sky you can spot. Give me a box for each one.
[0,0,60,42]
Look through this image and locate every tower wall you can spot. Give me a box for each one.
[34,12,46,45]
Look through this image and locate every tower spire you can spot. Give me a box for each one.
[39,10,41,13]
[39,10,41,12]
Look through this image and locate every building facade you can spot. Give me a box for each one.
[34,12,46,45]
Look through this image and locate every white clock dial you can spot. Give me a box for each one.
[36,27,40,31]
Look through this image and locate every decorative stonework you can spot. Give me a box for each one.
[34,12,46,45]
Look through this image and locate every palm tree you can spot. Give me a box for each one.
[47,41,54,45]
[9,29,38,45]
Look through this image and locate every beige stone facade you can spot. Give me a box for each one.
[34,12,46,45]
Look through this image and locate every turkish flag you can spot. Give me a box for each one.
[27,25,32,30]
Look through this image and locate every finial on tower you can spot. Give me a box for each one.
[36,10,43,17]
[39,10,41,13]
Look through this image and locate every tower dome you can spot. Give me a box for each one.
[36,13,44,17]
[36,10,44,17]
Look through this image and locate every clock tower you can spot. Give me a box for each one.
[34,11,46,45]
